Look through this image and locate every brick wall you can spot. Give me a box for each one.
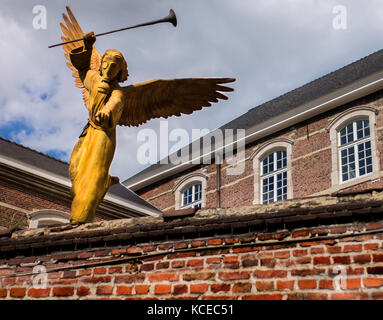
[0,178,71,229]
[0,178,106,230]
[137,90,383,212]
[1,191,383,300]
[1,223,382,300]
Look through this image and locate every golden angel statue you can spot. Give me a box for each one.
[59,7,235,223]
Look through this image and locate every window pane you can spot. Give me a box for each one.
[183,186,193,206]
[340,128,347,146]
[276,170,287,201]
[263,164,268,175]
[340,146,357,182]
[340,123,355,145]
[365,126,370,137]
[339,120,372,181]
[262,176,274,204]
[262,154,276,175]
[194,183,202,201]
[356,120,362,130]
[357,140,372,177]
[276,151,287,170]
[182,184,202,207]
[356,120,363,140]
[262,150,287,176]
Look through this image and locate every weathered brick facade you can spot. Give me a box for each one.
[0,178,109,230]
[137,90,383,213]
[1,189,383,300]
[0,179,70,229]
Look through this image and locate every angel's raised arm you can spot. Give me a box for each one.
[60,6,102,110]
[69,32,97,90]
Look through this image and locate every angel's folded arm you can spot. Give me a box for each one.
[102,90,124,127]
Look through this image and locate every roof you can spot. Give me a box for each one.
[0,137,161,216]
[124,48,383,190]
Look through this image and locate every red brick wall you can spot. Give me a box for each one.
[1,221,383,300]
[137,90,383,212]
[0,179,71,229]
[0,178,107,230]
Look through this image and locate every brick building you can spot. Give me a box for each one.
[0,137,162,230]
[2,49,383,301]
[123,48,383,214]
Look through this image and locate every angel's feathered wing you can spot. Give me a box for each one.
[60,6,101,110]
[119,78,235,127]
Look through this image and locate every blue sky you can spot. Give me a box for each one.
[1,0,383,179]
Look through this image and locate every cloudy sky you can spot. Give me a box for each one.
[1,0,383,180]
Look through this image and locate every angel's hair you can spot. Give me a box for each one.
[100,49,128,82]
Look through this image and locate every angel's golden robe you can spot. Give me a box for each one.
[69,46,123,223]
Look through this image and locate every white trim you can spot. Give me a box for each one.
[252,139,293,205]
[0,201,30,214]
[28,209,70,228]
[103,192,160,216]
[173,174,207,210]
[181,184,202,208]
[328,107,380,187]
[126,74,383,191]
[0,155,71,187]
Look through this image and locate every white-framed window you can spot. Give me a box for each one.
[338,119,372,182]
[261,150,288,204]
[328,106,380,189]
[181,183,202,208]
[173,174,207,210]
[251,138,293,205]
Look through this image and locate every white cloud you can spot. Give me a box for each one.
[1,0,383,181]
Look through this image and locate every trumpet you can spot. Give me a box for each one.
[49,9,177,49]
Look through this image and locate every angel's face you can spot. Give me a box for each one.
[101,54,121,81]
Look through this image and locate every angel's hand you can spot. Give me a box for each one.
[83,32,96,50]
[95,109,111,126]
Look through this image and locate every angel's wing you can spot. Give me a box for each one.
[60,6,102,109]
[119,78,235,126]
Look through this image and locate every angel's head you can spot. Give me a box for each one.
[99,49,128,83]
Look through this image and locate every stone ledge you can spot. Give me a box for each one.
[1,188,383,254]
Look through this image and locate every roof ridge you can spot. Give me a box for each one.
[0,136,69,166]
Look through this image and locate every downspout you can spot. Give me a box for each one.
[216,162,221,208]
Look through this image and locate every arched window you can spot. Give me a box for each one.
[173,174,207,210]
[261,150,288,204]
[328,106,380,189]
[181,183,202,208]
[338,119,372,182]
[28,209,70,228]
[252,138,293,205]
